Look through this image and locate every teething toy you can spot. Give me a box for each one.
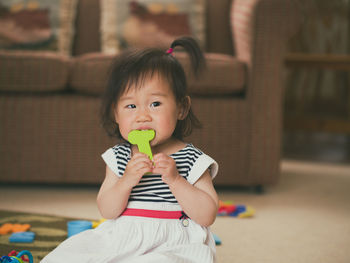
[128,129,155,160]
[1,250,33,263]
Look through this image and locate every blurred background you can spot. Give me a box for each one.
[283,0,350,165]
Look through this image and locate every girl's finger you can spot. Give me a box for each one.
[153,160,170,169]
[152,153,169,162]
[130,156,152,165]
[138,166,152,175]
[132,154,151,162]
[134,160,152,170]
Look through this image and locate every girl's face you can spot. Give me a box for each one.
[114,74,185,148]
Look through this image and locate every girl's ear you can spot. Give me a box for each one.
[178,96,191,120]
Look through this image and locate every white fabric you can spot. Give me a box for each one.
[101,148,121,177]
[187,154,218,184]
[41,203,216,263]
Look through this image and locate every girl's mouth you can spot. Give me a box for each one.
[136,127,153,131]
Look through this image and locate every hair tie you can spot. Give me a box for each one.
[166,48,174,55]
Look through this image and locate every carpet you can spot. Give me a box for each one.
[0,210,76,262]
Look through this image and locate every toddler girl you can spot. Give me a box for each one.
[42,36,219,263]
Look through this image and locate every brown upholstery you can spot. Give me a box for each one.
[70,52,246,95]
[72,0,101,56]
[0,51,70,92]
[0,0,299,186]
[70,53,113,94]
[0,95,114,184]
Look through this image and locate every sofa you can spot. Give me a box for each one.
[0,0,298,188]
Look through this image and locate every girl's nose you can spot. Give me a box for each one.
[136,108,152,122]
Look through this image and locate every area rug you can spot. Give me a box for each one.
[0,210,79,262]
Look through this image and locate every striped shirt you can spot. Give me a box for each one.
[102,143,218,204]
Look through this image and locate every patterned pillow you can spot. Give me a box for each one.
[100,0,206,54]
[0,0,77,55]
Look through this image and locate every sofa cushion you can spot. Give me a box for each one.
[71,52,246,95]
[176,52,246,95]
[0,51,70,92]
[70,53,114,94]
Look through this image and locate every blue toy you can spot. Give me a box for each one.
[0,250,33,263]
[212,233,222,245]
[218,201,255,218]
[67,220,92,237]
[230,205,246,217]
[9,232,35,243]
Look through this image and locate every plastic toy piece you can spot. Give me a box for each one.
[238,206,255,218]
[67,220,92,238]
[230,205,246,217]
[0,256,24,263]
[0,224,31,235]
[128,129,155,160]
[9,232,35,243]
[16,250,33,263]
[218,200,236,216]
[217,201,255,218]
[1,250,33,263]
[7,251,31,263]
[212,233,222,245]
[92,218,106,229]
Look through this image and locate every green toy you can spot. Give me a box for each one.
[128,129,155,160]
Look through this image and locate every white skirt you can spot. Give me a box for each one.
[41,202,216,263]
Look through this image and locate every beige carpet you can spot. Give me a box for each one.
[0,160,349,263]
[213,160,350,262]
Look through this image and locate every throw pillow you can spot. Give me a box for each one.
[100,0,206,54]
[0,0,78,55]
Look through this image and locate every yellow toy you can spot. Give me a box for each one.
[128,129,155,160]
[92,219,106,229]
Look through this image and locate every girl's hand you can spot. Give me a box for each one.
[152,153,180,185]
[123,153,152,187]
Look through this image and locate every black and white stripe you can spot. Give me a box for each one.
[112,144,203,204]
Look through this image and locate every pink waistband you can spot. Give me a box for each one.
[121,208,188,219]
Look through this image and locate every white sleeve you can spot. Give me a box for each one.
[186,153,218,185]
[101,148,122,177]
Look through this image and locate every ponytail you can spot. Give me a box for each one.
[168,36,205,78]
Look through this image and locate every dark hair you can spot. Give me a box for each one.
[101,36,204,141]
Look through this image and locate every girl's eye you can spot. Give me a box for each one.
[151,101,161,107]
[126,104,136,109]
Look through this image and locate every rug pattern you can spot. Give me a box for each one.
[0,210,80,262]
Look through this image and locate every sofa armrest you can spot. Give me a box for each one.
[231,0,299,66]
[230,0,300,105]
[230,0,300,184]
